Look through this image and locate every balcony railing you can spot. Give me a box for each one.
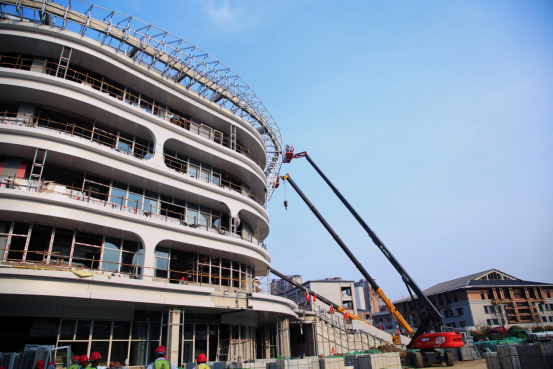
[0,176,267,250]
[0,54,262,168]
[163,154,261,205]
[1,111,154,159]
[0,112,263,206]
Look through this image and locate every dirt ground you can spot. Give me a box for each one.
[401,358,487,368]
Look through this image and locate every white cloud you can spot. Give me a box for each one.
[206,1,245,33]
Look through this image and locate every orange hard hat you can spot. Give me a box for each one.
[78,356,89,365]
[35,361,45,369]
[155,346,166,355]
[72,356,80,363]
[197,353,207,363]
[90,352,102,361]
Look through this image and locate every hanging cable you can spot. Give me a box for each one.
[282,176,288,210]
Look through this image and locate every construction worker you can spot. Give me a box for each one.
[35,361,45,369]
[47,362,56,369]
[195,354,209,369]
[146,346,177,369]
[69,356,80,369]
[89,352,102,369]
[78,355,90,369]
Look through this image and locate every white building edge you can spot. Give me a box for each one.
[0,0,298,365]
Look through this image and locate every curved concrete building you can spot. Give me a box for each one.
[0,0,297,365]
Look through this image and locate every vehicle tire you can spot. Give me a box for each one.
[414,351,424,368]
[406,352,414,365]
[445,350,455,366]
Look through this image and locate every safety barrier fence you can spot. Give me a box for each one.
[0,111,263,206]
[0,176,265,248]
[0,54,262,168]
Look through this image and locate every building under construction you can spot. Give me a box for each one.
[0,1,395,367]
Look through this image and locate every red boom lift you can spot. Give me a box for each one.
[279,145,464,367]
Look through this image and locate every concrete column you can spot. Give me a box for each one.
[17,103,35,123]
[278,317,290,358]
[139,233,160,281]
[167,308,183,365]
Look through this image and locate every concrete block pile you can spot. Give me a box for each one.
[497,346,521,369]
[484,352,501,369]
[318,357,345,369]
[356,352,400,369]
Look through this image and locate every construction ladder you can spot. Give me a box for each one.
[55,46,73,79]
[29,148,47,190]
[230,124,237,151]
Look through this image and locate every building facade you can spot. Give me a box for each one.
[371,269,553,334]
[270,275,302,295]
[0,0,298,366]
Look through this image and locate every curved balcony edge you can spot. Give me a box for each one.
[0,124,270,224]
[0,188,272,265]
[0,24,269,163]
[0,67,269,188]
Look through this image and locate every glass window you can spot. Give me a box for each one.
[102,248,120,272]
[12,222,29,235]
[92,321,112,340]
[75,320,91,340]
[104,237,121,250]
[155,258,169,278]
[72,244,101,269]
[123,240,139,253]
[112,321,131,340]
[7,236,26,261]
[26,224,53,262]
[51,228,73,265]
[200,213,210,227]
[110,342,129,365]
[155,247,169,258]
[129,341,148,366]
[127,192,143,210]
[112,181,127,191]
[149,322,160,341]
[183,324,193,340]
[187,208,198,225]
[59,319,76,340]
[110,188,127,205]
[75,232,103,246]
[131,322,148,340]
[0,220,11,234]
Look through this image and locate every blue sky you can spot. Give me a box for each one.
[92,0,552,299]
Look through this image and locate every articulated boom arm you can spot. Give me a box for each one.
[280,174,414,335]
[283,146,443,340]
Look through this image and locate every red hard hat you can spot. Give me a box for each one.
[197,354,207,363]
[72,356,80,363]
[155,346,166,355]
[0,366,6,369]
[35,361,45,369]
[78,356,89,365]
[47,363,55,367]
[90,352,102,361]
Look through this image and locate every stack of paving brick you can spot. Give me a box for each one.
[458,346,475,361]
[484,352,501,369]
[318,357,345,369]
[516,344,553,369]
[497,345,521,369]
[355,352,400,369]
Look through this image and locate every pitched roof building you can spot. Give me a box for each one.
[372,269,553,333]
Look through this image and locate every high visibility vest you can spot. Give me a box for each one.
[153,360,171,369]
[197,364,210,369]
[69,365,79,369]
